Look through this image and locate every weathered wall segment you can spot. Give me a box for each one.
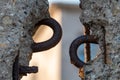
[80,0,120,80]
[0,0,49,80]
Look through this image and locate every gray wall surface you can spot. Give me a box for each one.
[0,0,49,80]
[80,0,120,79]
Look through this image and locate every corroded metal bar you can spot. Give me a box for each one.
[31,18,62,52]
[69,35,98,68]
[12,54,38,80]
[19,66,38,75]
[13,54,19,80]
[84,23,90,62]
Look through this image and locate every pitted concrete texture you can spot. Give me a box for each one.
[80,0,120,80]
[0,0,49,80]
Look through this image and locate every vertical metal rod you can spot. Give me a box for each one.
[13,54,19,80]
[102,27,107,64]
[84,25,90,62]
[80,24,91,80]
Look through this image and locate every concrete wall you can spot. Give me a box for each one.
[80,0,120,79]
[0,0,49,80]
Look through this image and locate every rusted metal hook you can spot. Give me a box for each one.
[69,35,98,68]
[31,18,62,52]
[13,18,62,80]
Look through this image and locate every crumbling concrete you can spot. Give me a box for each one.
[0,0,49,80]
[80,0,120,80]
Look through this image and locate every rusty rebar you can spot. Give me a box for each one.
[31,18,62,52]
[69,35,98,68]
[12,54,38,80]
[84,24,90,62]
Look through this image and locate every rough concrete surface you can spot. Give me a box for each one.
[80,0,120,80]
[0,0,49,80]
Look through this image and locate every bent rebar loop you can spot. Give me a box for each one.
[31,18,62,52]
[69,35,98,68]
